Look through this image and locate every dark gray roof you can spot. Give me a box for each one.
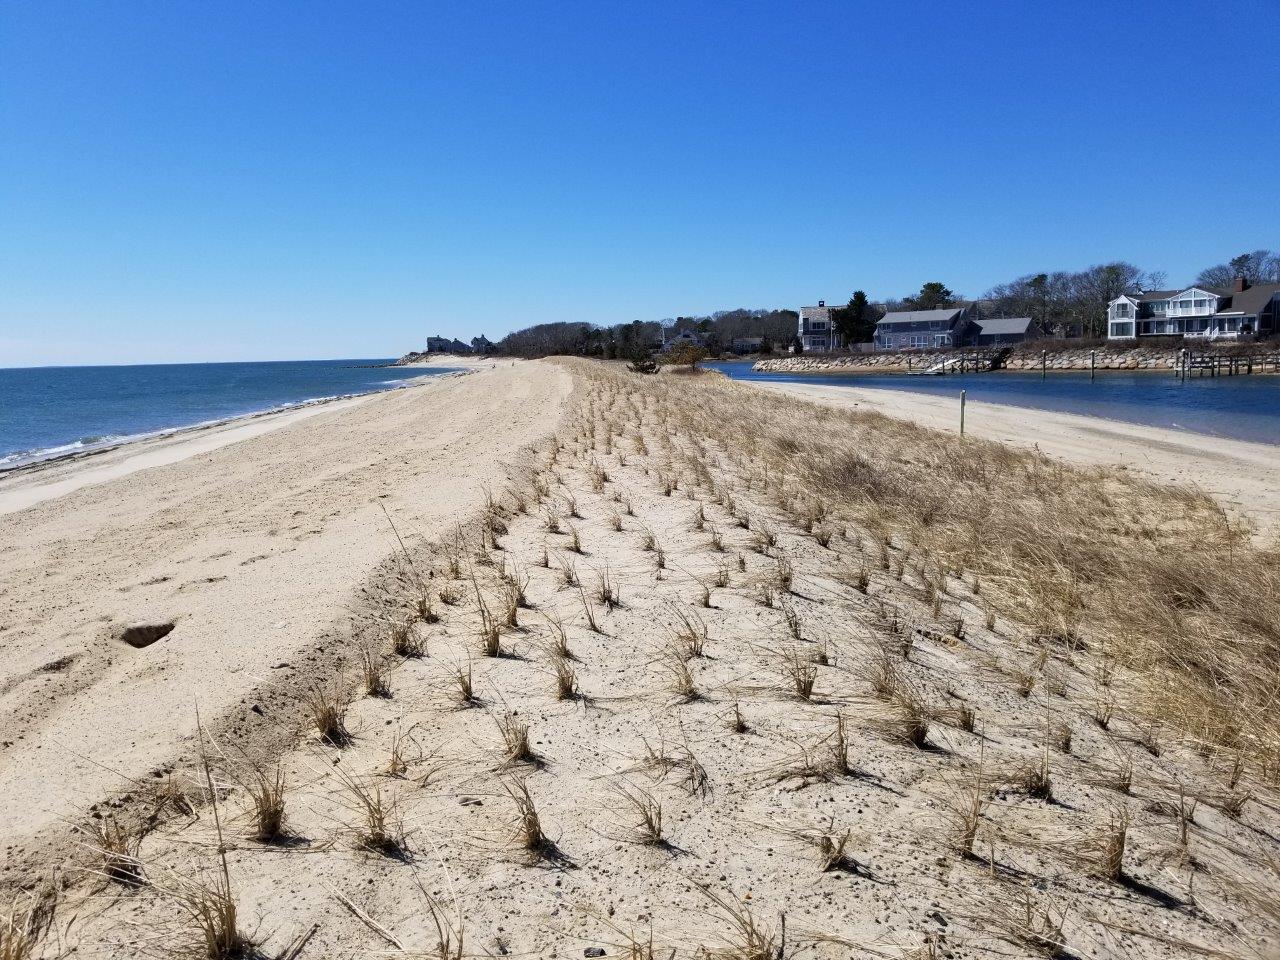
[1129,290,1179,303]
[876,307,967,327]
[975,316,1034,336]
[1217,283,1280,315]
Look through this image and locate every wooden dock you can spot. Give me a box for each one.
[906,348,1011,375]
[1181,351,1280,378]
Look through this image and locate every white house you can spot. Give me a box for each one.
[1106,278,1280,341]
[798,302,833,351]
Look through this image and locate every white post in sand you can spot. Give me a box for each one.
[960,389,966,436]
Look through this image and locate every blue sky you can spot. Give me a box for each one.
[2,1,1277,366]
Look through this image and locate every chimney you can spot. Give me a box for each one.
[818,300,825,307]
[1234,276,1248,292]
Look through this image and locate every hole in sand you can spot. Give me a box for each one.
[119,622,175,649]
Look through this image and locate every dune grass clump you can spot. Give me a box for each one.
[595,565,618,608]
[415,592,440,625]
[552,654,579,700]
[941,779,988,859]
[670,606,708,659]
[174,868,255,959]
[794,818,857,873]
[338,771,405,857]
[781,647,818,700]
[360,646,392,698]
[0,897,38,960]
[454,663,478,706]
[869,685,930,749]
[662,654,700,703]
[1015,757,1053,800]
[696,885,780,960]
[1066,809,1130,882]
[615,784,665,846]
[544,612,573,660]
[306,679,350,745]
[976,892,1068,960]
[473,585,504,657]
[392,620,426,657]
[243,762,287,843]
[505,779,546,852]
[173,753,256,958]
[83,816,145,886]
[496,712,539,766]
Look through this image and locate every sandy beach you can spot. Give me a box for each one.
[758,380,1280,543]
[0,360,570,880]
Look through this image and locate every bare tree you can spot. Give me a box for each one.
[1197,250,1280,287]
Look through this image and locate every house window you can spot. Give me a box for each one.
[1114,303,1131,318]
[1109,321,1134,337]
[810,320,828,331]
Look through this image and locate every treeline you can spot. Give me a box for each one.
[496,308,798,359]
[495,249,1278,357]
[835,250,1277,342]
[825,268,1167,342]
[982,262,1164,339]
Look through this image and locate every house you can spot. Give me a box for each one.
[730,336,765,354]
[662,328,706,351]
[798,302,833,352]
[1106,277,1280,341]
[425,336,452,353]
[972,316,1038,346]
[471,335,494,354]
[873,304,979,351]
[449,338,472,353]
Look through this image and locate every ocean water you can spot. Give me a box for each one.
[706,362,1280,445]
[0,359,458,469]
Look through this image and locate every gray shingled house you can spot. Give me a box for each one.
[873,304,979,351]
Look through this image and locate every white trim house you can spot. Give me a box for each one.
[1106,278,1280,341]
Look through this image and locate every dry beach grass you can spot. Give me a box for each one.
[3,358,1279,958]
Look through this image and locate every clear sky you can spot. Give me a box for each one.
[2,1,1277,366]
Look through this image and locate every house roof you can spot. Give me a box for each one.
[877,307,967,327]
[1122,283,1280,314]
[1216,283,1280,315]
[975,316,1034,336]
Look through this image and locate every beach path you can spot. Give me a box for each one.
[0,360,569,873]
[758,381,1280,543]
